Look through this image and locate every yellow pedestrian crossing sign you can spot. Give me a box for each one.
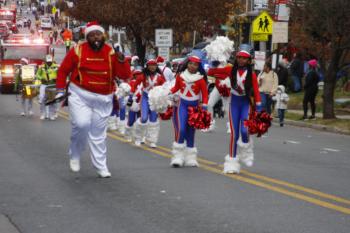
[252,11,273,35]
[52,6,57,15]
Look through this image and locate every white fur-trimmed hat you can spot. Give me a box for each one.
[85,21,105,37]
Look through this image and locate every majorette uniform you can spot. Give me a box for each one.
[211,50,261,174]
[169,56,209,167]
[207,65,232,132]
[124,70,143,142]
[130,60,166,147]
[56,28,131,176]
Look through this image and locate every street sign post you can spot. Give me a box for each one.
[155,29,173,47]
[272,22,289,44]
[158,47,170,61]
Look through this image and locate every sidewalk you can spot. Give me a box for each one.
[275,110,350,135]
[287,110,350,120]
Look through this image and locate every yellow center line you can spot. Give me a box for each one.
[110,130,350,206]
[57,112,350,214]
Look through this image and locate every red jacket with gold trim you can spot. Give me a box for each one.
[56,42,131,95]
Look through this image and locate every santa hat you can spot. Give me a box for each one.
[20,58,29,64]
[146,59,157,65]
[156,56,165,64]
[85,21,105,37]
[188,56,201,63]
[236,50,251,58]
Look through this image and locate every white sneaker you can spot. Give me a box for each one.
[135,140,141,147]
[149,142,157,148]
[97,170,111,178]
[49,116,56,121]
[40,114,45,120]
[28,111,34,116]
[69,159,80,172]
[20,112,26,116]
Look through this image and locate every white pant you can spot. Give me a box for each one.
[39,84,57,117]
[68,83,113,172]
[208,87,229,117]
[21,97,33,113]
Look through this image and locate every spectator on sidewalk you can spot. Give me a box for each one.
[302,59,320,120]
[272,85,289,127]
[258,62,279,114]
[290,52,304,92]
[276,59,289,88]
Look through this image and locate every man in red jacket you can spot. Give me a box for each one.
[56,22,131,178]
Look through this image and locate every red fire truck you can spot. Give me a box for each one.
[0,34,50,93]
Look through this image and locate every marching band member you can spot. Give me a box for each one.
[124,69,143,142]
[169,56,208,167]
[14,58,34,116]
[211,46,262,174]
[128,59,166,148]
[36,54,59,120]
[56,22,131,178]
[206,61,232,132]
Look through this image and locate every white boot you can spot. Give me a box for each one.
[107,116,117,131]
[146,121,160,148]
[118,119,126,135]
[134,119,147,146]
[184,147,199,167]
[237,139,254,167]
[124,125,133,142]
[223,155,241,174]
[170,142,185,167]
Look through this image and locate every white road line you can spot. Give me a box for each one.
[286,140,301,144]
[322,148,340,152]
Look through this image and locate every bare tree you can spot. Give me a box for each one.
[69,0,241,63]
[290,0,350,119]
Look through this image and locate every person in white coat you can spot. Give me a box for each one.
[272,85,289,127]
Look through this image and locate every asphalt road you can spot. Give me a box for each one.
[0,94,350,233]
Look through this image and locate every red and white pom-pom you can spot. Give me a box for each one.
[205,36,234,63]
[115,83,131,98]
[187,106,212,130]
[244,110,273,137]
[148,86,172,113]
[159,106,173,120]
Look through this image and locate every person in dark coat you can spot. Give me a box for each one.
[302,59,319,120]
[276,59,289,88]
[290,52,304,92]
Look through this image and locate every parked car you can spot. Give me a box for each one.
[40,17,52,30]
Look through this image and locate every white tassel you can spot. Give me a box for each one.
[148,86,171,113]
[204,36,234,63]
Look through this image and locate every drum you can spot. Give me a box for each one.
[45,87,57,103]
[22,85,39,99]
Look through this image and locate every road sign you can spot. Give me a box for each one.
[252,11,273,35]
[155,29,173,47]
[52,6,57,15]
[254,51,266,71]
[272,22,288,43]
[158,47,170,61]
[252,33,268,41]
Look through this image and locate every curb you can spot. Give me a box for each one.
[273,119,350,136]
